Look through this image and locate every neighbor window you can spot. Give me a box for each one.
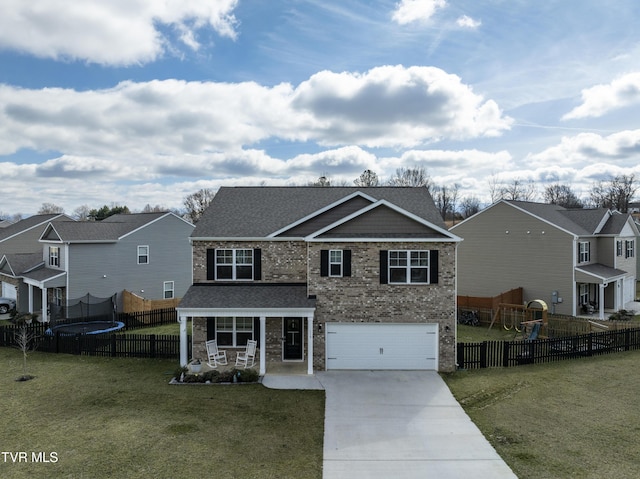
[163,281,174,299]
[320,249,351,278]
[626,240,635,259]
[49,246,60,267]
[329,250,343,277]
[579,284,589,305]
[138,245,149,264]
[215,249,253,280]
[388,250,429,284]
[578,241,590,263]
[53,288,63,306]
[617,240,623,257]
[215,317,254,347]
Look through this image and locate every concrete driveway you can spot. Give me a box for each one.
[317,371,517,479]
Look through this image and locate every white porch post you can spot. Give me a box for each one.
[259,316,266,376]
[307,315,314,375]
[28,284,34,314]
[599,283,606,320]
[41,287,48,323]
[179,314,188,367]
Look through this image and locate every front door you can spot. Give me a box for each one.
[283,317,303,360]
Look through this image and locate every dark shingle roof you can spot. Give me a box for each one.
[46,212,169,242]
[0,214,71,242]
[506,201,616,235]
[178,284,316,310]
[193,186,444,238]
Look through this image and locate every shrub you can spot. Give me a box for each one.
[237,368,259,383]
[609,309,635,321]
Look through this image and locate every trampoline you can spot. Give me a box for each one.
[46,321,125,336]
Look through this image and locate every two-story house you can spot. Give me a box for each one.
[0,212,194,321]
[177,186,462,374]
[451,200,639,319]
[0,214,72,304]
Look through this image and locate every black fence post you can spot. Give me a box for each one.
[625,329,631,351]
[456,343,465,369]
[587,332,593,357]
[150,334,156,359]
[480,341,487,369]
[502,341,510,368]
[111,334,117,357]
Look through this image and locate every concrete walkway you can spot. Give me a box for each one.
[263,370,517,479]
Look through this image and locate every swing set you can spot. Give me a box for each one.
[489,299,548,338]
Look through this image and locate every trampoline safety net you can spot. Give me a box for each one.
[49,293,116,326]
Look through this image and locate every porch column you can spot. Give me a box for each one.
[307,315,314,375]
[28,284,34,313]
[178,314,188,367]
[41,287,48,323]
[599,283,606,320]
[259,316,266,376]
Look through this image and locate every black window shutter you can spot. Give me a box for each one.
[206,249,215,280]
[253,248,262,280]
[253,317,260,347]
[320,250,329,277]
[430,250,439,284]
[380,250,388,284]
[207,317,216,341]
[343,250,352,277]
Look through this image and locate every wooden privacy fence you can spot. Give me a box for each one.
[458,287,523,312]
[457,327,640,369]
[122,290,181,313]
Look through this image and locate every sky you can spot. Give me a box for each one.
[1,0,640,217]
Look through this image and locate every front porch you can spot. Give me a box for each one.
[176,284,317,376]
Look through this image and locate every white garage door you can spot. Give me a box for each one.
[2,282,17,300]
[326,323,438,370]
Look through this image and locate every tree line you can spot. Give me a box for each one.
[1,170,637,225]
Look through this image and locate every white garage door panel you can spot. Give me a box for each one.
[326,323,438,370]
[2,282,17,300]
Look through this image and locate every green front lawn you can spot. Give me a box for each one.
[444,349,640,479]
[0,349,324,479]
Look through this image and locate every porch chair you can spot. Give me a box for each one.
[205,340,228,368]
[235,340,257,368]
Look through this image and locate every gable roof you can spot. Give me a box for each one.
[0,252,44,276]
[0,214,72,243]
[453,200,633,237]
[193,186,451,239]
[40,212,190,243]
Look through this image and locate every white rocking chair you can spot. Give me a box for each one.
[235,340,257,368]
[205,340,228,368]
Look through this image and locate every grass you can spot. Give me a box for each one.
[443,349,640,479]
[0,349,324,479]
[457,323,519,342]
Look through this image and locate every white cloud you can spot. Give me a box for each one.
[456,15,481,29]
[0,0,239,65]
[563,72,640,120]
[392,0,446,25]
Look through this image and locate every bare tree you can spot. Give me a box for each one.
[38,203,64,214]
[433,184,459,221]
[387,167,433,192]
[141,204,167,213]
[459,196,481,218]
[544,184,583,208]
[489,176,537,202]
[589,174,637,212]
[354,169,380,187]
[183,188,216,223]
[73,205,91,221]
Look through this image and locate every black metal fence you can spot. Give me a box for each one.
[457,327,640,369]
[0,308,189,360]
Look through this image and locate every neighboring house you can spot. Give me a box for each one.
[0,214,72,303]
[0,212,194,321]
[176,186,461,374]
[451,200,639,319]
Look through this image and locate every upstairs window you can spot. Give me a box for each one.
[163,281,174,299]
[380,250,438,285]
[626,240,635,259]
[578,241,590,263]
[320,249,352,277]
[138,245,149,264]
[49,246,60,267]
[617,240,623,257]
[207,248,262,281]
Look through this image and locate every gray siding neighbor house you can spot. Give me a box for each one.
[177,186,462,374]
[0,214,73,305]
[0,212,194,321]
[451,200,639,319]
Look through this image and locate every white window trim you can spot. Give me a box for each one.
[138,245,149,264]
[388,250,430,284]
[329,250,343,277]
[626,240,635,259]
[579,283,589,305]
[578,241,590,263]
[163,281,174,299]
[617,240,623,257]
[49,246,60,267]
[215,249,254,281]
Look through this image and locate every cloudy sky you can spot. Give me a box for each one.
[1,0,640,216]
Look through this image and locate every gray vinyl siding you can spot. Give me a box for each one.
[454,202,576,315]
[66,215,193,307]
